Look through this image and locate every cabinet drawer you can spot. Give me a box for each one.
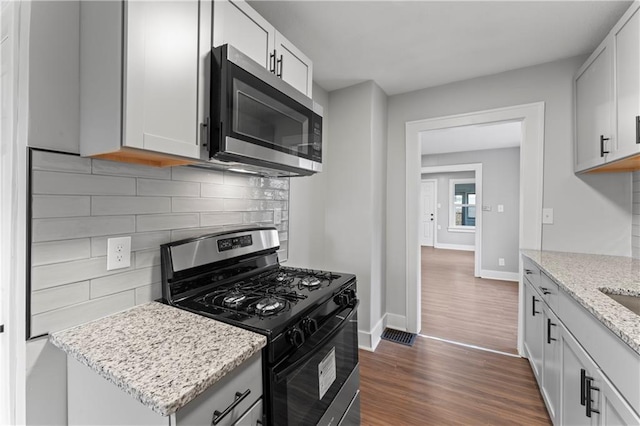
[176,352,263,426]
[523,257,541,287]
[539,272,559,313]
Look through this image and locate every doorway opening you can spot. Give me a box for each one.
[404,102,545,356]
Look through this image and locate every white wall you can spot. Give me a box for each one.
[304,81,388,347]
[287,83,330,269]
[386,56,632,317]
[423,147,521,273]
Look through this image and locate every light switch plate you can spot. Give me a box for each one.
[542,208,554,224]
[497,204,504,213]
[107,236,131,270]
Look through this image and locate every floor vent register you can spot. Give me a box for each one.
[381,328,417,347]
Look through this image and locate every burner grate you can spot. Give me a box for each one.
[381,328,417,346]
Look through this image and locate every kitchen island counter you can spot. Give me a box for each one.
[50,301,266,416]
[521,250,640,355]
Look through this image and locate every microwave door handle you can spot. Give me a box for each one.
[273,301,359,383]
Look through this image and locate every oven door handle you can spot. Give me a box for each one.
[273,300,359,383]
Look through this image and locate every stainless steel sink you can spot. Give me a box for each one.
[600,291,640,315]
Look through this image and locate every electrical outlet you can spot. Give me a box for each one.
[497,204,504,213]
[498,258,505,266]
[107,236,131,271]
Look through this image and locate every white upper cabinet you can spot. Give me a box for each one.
[614,5,640,160]
[80,1,209,167]
[575,40,614,172]
[274,32,314,97]
[213,0,313,97]
[575,1,640,173]
[212,0,275,69]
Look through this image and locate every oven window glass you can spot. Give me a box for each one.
[233,79,309,155]
[270,312,358,425]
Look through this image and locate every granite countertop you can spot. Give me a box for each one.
[521,250,640,355]
[49,302,267,416]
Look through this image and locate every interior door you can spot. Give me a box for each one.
[420,180,436,246]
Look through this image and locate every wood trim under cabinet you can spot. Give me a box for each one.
[90,148,196,168]
[584,152,640,173]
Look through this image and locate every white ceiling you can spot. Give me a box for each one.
[420,121,521,155]
[248,0,632,96]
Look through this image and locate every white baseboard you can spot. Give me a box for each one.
[385,313,407,331]
[480,269,519,282]
[357,313,409,351]
[434,242,475,251]
[358,316,385,352]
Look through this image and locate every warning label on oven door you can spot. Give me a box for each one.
[318,347,336,400]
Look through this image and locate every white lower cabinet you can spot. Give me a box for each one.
[522,257,640,425]
[68,352,263,426]
[560,324,640,426]
[523,278,543,382]
[542,306,560,424]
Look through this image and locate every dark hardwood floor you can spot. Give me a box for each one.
[421,246,519,354]
[358,247,549,425]
[359,338,550,425]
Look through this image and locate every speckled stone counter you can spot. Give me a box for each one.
[50,302,266,416]
[522,250,640,355]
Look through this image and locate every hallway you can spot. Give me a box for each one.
[421,246,519,354]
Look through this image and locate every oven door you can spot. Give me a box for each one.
[269,302,359,426]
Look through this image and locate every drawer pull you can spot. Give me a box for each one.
[211,389,251,425]
[546,319,557,344]
[540,286,551,295]
[585,376,600,418]
[524,269,533,275]
[532,296,541,316]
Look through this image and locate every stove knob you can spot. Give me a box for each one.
[335,293,349,308]
[301,318,318,336]
[288,327,305,347]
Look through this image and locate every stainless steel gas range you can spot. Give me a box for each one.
[160,227,360,426]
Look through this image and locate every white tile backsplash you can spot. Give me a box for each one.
[32,150,92,173]
[30,291,135,336]
[137,178,200,197]
[136,213,200,232]
[31,281,90,315]
[33,171,136,195]
[32,216,136,242]
[32,195,91,218]
[29,150,289,336]
[90,267,160,298]
[171,197,224,212]
[31,239,91,266]
[171,166,224,184]
[91,196,171,216]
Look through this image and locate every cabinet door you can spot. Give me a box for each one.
[560,326,598,426]
[575,39,614,172]
[598,370,640,426]
[541,307,560,424]
[124,1,201,159]
[213,0,275,69]
[614,4,640,161]
[274,32,313,97]
[523,279,543,382]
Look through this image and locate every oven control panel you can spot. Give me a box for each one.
[218,234,253,252]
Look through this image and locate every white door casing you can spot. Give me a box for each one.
[420,180,436,246]
[405,102,545,356]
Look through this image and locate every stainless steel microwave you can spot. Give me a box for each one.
[203,44,323,177]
